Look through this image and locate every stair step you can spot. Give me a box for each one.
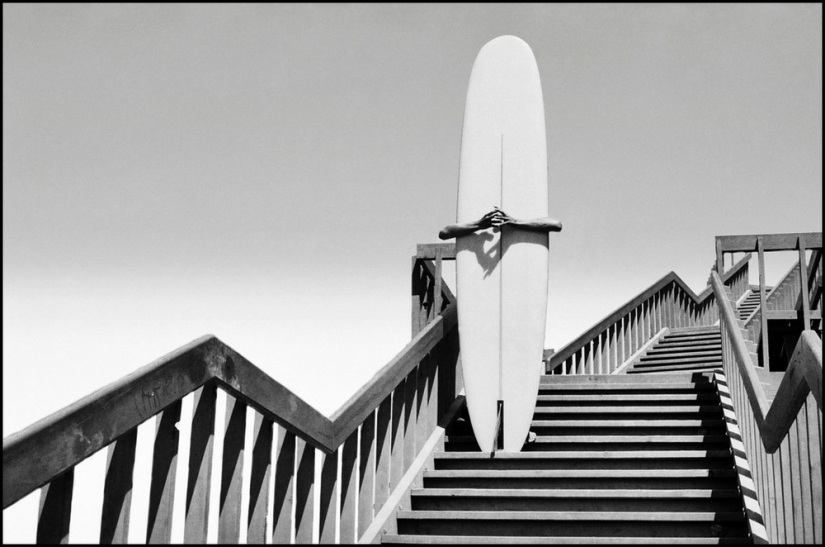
[645,347,720,356]
[639,350,722,362]
[536,394,720,403]
[436,451,732,460]
[628,364,722,374]
[542,373,714,383]
[424,469,737,479]
[531,420,725,428]
[533,406,722,414]
[433,451,734,470]
[412,487,740,497]
[651,345,721,354]
[446,434,730,445]
[660,335,721,343]
[656,338,722,347]
[395,511,748,538]
[635,356,721,366]
[539,383,715,392]
[382,535,750,544]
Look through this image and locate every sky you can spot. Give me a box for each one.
[3,4,822,542]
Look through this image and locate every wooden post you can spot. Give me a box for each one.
[434,249,443,317]
[294,438,315,544]
[758,237,770,369]
[716,238,724,275]
[374,395,392,517]
[339,430,358,543]
[100,428,138,544]
[798,237,811,330]
[218,396,246,543]
[147,400,182,544]
[318,448,338,544]
[271,428,295,544]
[247,413,273,544]
[185,384,217,543]
[37,468,74,544]
[359,411,377,538]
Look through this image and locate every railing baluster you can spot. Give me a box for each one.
[100,428,138,544]
[374,395,392,515]
[271,428,294,544]
[318,447,338,544]
[147,399,182,544]
[389,381,405,493]
[415,357,429,454]
[218,395,246,543]
[403,367,417,471]
[184,384,217,543]
[37,467,74,544]
[339,429,358,543]
[247,412,273,544]
[359,411,376,538]
[294,438,315,543]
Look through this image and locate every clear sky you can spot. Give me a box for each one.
[3,4,822,541]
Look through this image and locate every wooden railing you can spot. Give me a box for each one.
[718,232,822,371]
[743,250,822,349]
[711,270,822,544]
[545,253,751,375]
[3,254,461,543]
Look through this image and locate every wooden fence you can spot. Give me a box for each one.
[3,256,461,544]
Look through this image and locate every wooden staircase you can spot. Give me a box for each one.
[382,369,750,544]
[627,326,723,375]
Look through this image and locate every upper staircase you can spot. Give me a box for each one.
[627,326,722,375]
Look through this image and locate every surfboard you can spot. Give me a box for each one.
[456,35,549,453]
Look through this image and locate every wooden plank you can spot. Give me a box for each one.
[403,367,418,473]
[716,238,724,276]
[339,429,358,544]
[374,395,392,516]
[318,448,338,544]
[271,427,294,544]
[806,395,822,544]
[100,428,138,544]
[359,411,376,538]
[218,395,246,543]
[416,242,457,259]
[789,417,804,542]
[799,239,812,329]
[210,344,333,451]
[294,437,315,544]
[795,405,813,544]
[3,334,215,509]
[330,304,457,446]
[184,384,217,543]
[411,257,425,338]
[146,399,182,544]
[415,357,430,454]
[434,249,444,317]
[389,380,406,493]
[717,232,822,253]
[758,238,770,370]
[37,468,73,544]
[247,412,273,544]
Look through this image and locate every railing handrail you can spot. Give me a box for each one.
[711,270,822,452]
[2,302,458,509]
[548,253,751,369]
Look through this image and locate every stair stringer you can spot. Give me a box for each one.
[713,370,770,544]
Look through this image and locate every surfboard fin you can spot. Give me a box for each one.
[492,400,504,456]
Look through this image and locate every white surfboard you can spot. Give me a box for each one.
[456,36,548,453]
